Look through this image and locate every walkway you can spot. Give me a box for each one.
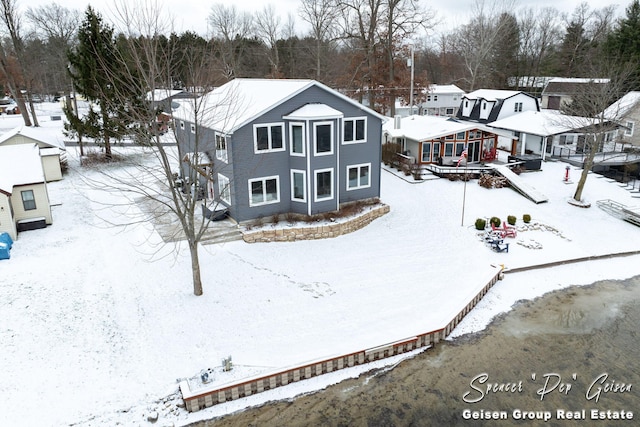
[489,164,548,204]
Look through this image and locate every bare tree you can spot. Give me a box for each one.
[255,4,282,76]
[299,0,340,80]
[207,3,254,78]
[516,7,562,89]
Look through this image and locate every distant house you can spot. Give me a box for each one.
[0,144,53,240]
[383,115,510,165]
[419,84,466,117]
[0,125,66,182]
[456,89,539,124]
[172,78,386,223]
[488,110,595,160]
[603,91,640,147]
[541,77,610,110]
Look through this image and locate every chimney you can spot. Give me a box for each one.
[394,115,401,129]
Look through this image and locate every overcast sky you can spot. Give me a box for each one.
[22,0,627,36]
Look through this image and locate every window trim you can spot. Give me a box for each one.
[21,189,36,211]
[625,121,635,137]
[313,121,334,156]
[291,169,307,202]
[248,175,280,207]
[289,122,306,156]
[343,117,367,145]
[218,173,231,205]
[215,133,229,163]
[180,120,185,130]
[314,168,334,201]
[253,123,286,153]
[190,123,196,134]
[347,163,371,191]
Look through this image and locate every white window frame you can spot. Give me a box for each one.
[347,163,371,191]
[215,133,229,162]
[253,123,286,153]
[289,122,306,156]
[179,120,185,130]
[313,121,334,156]
[625,121,635,137]
[218,173,231,205]
[248,175,280,207]
[190,123,196,134]
[291,169,307,202]
[343,117,367,144]
[314,168,334,201]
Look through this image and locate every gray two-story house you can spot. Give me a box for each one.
[173,79,386,223]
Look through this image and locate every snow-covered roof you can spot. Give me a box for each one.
[425,84,465,95]
[603,91,640,120]
[0,144,46,193]
[548,77,610,84]
[383,115,510,141]
[172,78,386,134]
[146,89,184,102]
[488,110,594,136]
[0,125,66,150]
[284,103,343,120]
[462,89,522,101]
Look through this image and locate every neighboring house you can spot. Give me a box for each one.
[456,89,540,124]
[603,91,640,147]
[488,110,595,160]
[172,78,386,223]
[146,89,188,114]
[541,77,610,110]
[419,84,466,117]
[383,115,511,165]
[0,125,66,182]
[0,144,53,240]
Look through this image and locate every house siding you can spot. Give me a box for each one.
[0,194,17,240]
[11,183,52,225]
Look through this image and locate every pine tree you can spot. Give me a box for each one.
[66,6,133,159]
[605,0,640,90]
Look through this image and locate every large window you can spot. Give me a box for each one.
[314,122,333,155]
[216,134,229,162]
[291,170,306,202]
[347,164,370,190]
[456,142,465,156]
[444,142,454,156]
[218,174,231,204]
[21,190,36,211]
[344,117,366,144]
[290,123,305,155]
[315,169,333,201]
[422,142,431,162]
[248,176,279,206]
[254,123,285,153]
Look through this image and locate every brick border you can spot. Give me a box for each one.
[179,267,504,412]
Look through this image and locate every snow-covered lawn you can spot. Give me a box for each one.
[2,108,640,426]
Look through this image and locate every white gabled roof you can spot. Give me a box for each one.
[0,125,66,150]
[172,78,386,134]
[603,91,640,120]
[426,84,465,95]
[463,89,522,101]
[284,103,343,120]
[0,144,46,193]
[146,89,184,102]
[489,110,594,136]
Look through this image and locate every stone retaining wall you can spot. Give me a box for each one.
[242,204,391,243]
[179,267,504,412]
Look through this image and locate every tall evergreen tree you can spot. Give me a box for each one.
[605,0,640,89]
[66,6,133,159]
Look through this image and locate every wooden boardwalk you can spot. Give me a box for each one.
[489,164,549,204]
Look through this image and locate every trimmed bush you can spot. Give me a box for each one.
[475,218,487,230]
[507,215,517,225]
[523,214,531,223]
[490,216,501,227]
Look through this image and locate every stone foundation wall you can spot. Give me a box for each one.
[242,204,391,243]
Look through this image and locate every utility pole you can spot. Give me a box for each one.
[408,46,415,116]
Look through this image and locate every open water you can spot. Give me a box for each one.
[191,275,640,426]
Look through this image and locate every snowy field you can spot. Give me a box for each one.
[2,104,640,426]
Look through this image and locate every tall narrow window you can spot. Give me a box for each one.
[314,122,333,155]
[218,174,231,204]
[21,190,36,211]
[514,102,523,112]
[216,134,228,162]
[347,164,370,190]
[291,170,306,202]
[625,121,635,137]
[421,142,431,162]
[315,169,333,200]
[290,123,305,155]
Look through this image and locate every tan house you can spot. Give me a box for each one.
[604,91,640,147]
[0,125,66,182]
[0,144,53,240]
[541,78,610,110]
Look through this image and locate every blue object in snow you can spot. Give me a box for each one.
[0,242,9,260]
[0,232,13,249]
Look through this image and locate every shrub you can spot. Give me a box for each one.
[475,218,487,230]
[507,215,517,225]
[271,213,280,225]
[523,214,531,223]
[489,216,501,227]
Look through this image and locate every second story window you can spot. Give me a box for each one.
[314,122,333,155]
[216,134,229,162]
[344,118,366,144]
[514,102,523,112]
[254,123,285,153]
